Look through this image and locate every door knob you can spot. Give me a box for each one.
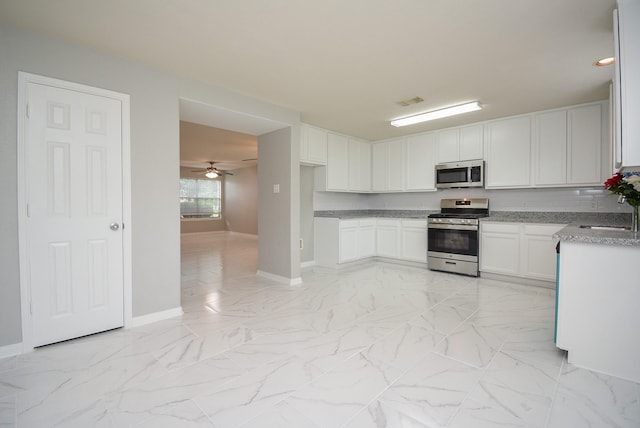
[110,222,120,231]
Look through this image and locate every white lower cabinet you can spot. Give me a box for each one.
[556,240,640,382]
[315,218,377,267]
[338,219,359,262]
[314,217,427,267]
[358,220,376,258]
[521,224,563,281]
[376,219,400,258]
[480,223,520,276]
[400,220,427,263]
[480,221,565,282]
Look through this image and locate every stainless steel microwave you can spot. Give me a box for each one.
[435,160,484,188]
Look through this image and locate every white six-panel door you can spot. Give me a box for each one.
[24,80,125,347]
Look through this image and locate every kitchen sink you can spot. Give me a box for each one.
[579,225,630,231]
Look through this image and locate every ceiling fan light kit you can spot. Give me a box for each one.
[390,101,483,127]
[191,161,233,178]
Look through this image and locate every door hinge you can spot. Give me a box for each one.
[26,203,30,218]
[30,299,33,314]
[26,103,29,118]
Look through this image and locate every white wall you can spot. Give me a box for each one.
[314,186,633,214]
[0,23,299,348]
[225,166,258,235]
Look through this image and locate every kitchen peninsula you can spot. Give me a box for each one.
[554,224,640,383]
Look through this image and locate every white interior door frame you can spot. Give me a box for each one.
[17,72,133,352]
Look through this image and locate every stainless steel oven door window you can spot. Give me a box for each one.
[427,226,478,258]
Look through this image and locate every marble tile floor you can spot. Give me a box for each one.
[1,231,639,427]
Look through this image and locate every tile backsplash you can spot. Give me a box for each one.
[314,187,633,214]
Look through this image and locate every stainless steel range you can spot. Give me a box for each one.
[427,198,489,276]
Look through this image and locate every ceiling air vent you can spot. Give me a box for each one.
[396,96,424,107]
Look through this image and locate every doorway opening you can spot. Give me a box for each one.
[178,98,290,308]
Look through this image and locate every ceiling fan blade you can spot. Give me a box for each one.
[242,158,257,162]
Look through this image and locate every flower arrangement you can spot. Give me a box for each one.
[604,171,640,207]
[604,171,640,232]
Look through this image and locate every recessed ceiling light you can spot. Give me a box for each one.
[390,101,482,127]
[594,57,615,66]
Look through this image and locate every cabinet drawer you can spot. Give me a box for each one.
[359,218,376,227]
[402,219,427,229]
[339,219,360,229]
[481,222,520,234]
[377,219,399,227]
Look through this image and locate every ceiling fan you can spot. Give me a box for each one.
[191,161,233,178]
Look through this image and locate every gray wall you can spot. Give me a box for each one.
[0,23,299,347]
[258,128,301,281]
[224,166,258,235]
[300,166,315,263]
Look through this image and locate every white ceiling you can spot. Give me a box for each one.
[0,0,617,143]
[179,120,258,171]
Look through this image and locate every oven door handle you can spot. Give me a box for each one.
[427,224,478,231]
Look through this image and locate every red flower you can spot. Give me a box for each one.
[604,173,623,189]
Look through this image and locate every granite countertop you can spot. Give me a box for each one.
[314,210,436,219]
[482,211,631,225]
[481,212,638,247]
[315,209,639,247]
[553,223,640,247]
[484,211,638,246]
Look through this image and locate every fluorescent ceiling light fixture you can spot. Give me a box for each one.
[390,101,482,127]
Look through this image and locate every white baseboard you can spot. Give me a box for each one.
[0,342,23,358]
[256,270,303,286]
[300,260,315,269]
[479,272,555,289]
[131,306,184,327]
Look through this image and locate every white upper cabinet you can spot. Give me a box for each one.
[436,128,458,163]
[459,124,484,161]
[436,124,483,163]
[348,138,371,192]
[311,98,608,193]
[372,142,388,192]
[534,102,605,187]
[615,0,640,169]
[372,138,405,192]
[300,123,327,165]
[312,127,371,193]
[567,103,603,185]
[387,139,405,191]
[534,110,567,185]
[406,132,436,191]
[484,115,532,188]
[326,132,349,191]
